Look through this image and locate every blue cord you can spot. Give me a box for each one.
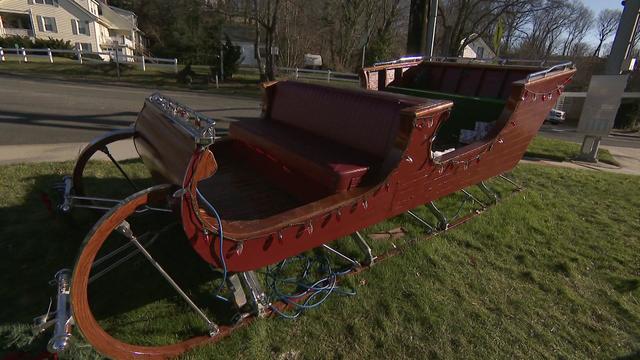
[265,253,356,319]
[196,188,228,302]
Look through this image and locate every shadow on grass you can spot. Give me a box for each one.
[0,171,236,354]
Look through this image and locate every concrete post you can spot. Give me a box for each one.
[295,67,299,79]
[47,48,53,63]
[77,49,83,64]
[327,69,331,82]
[578,0,640,162]
[21,47,27,62]
[141,55,146,71]
[173,58,178,74]
[0,47,4,62]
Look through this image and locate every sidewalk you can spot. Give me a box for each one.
[0,140,138,165]
[2,140,639,176]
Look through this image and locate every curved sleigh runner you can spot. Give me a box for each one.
[34,59,575,359]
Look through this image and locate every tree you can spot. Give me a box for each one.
[561,1,594,58]
[252,0,281,81]
[436,0,534,57]
[593,9,621,58]
[406,0,429,55]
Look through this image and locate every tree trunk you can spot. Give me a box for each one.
[407,0,429,55]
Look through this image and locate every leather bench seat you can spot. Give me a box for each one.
[230,119,378,192]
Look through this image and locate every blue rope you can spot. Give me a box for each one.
[196,188,228,302]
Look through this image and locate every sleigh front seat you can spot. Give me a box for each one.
[229,81,427,194]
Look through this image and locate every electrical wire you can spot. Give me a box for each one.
[265,253,356,319]
[195,188,228,302]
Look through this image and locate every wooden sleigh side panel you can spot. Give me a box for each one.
[177,65,573,272]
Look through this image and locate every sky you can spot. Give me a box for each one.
[583,0,626,44]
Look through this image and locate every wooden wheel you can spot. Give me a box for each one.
[72,127,144,199]
[70,185,218,359]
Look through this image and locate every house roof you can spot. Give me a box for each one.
[223,25,254,43]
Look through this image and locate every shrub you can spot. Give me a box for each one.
[210,35,242,80]
[614,99,640,130]
[177,63,196,85]
[0,35,33,49]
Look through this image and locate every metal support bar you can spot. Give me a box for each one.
[427,202,448,230]
[116,221,219,336]
[239,271,270,317]
[101,146,138,192]
[228,274,248,310]
[89,230,164,283]
[322,244,360,267]
[460,189,487,208]
[478,182,498,204]
[498,174,522,190]
[406,210,435,233]
[351,231,376,266]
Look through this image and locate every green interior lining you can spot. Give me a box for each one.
[387,86,506,150]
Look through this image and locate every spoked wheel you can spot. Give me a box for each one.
[70,127,151,207]
[71,185,222,359]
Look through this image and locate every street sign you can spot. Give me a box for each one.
[577,74,629,136]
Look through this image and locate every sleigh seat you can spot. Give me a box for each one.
[230,81,428,194]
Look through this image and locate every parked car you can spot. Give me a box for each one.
[546,108,566,124]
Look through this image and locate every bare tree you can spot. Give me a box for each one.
[561,1,594,58]
[592,9,621,57]
[436,0,534,57]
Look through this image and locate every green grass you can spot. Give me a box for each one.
[526,136,620,166]
[0,60,360,97]
[0,159,638,359]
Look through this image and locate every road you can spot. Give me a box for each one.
[0,74,260,146]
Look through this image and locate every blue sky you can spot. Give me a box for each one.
[582,0,625,44]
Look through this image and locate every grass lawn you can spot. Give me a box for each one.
[526,136,620,166]
[0,159,638,359]
[0,60,359,97]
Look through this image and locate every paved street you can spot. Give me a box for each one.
[0,74,260,146]
[0,74,638,173]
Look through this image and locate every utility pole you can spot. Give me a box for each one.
[425,0,438,58]
[577,0,639,162]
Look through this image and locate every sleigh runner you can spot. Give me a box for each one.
[34,59,574,358]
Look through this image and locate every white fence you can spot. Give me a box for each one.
[280,67,359,83]
[238,65,359,83]
[0,46,178,73]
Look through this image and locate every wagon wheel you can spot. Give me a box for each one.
[71,185,220,359]
[71,127,147,201]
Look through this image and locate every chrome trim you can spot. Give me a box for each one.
[525,62,574,81]
[146,93,217,146]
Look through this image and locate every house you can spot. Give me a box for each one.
[223,24,278,67]
[0,0,144,60]
[461,33,496,59]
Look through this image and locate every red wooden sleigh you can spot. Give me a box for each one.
[34,59,575,359]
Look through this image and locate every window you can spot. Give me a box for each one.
[71,19,90,35]
[36,16,57,33]
[33,0,56,5]
[76,42,92,52]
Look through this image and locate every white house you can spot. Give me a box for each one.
[0,0,144,59]
[461,33,496,59]
[224,25,278,67]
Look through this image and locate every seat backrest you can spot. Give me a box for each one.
[266,81,426,158]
